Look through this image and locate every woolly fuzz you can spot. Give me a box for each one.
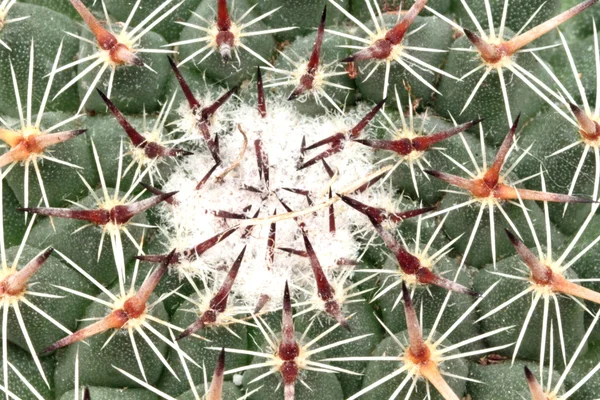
[159,94,391,310]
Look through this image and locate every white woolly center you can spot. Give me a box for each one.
[160,95,389,309]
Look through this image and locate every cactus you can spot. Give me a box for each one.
[3,0,600,399]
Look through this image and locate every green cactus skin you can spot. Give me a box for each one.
[177,382,241,400]
[102,0,203,43]
[351,0,452,17]
[560,0,600,38]
[163,63,222,125]
[1,181,26,247]
[139,234,200,316]
[59,387,157,400]
[566,342,600,400]
[440,190,566,267]
[19,0,97,19]
[567,214,600,294]
[0,3,80,116]
[376,259,481,353]
[513,110,595,235]
[249,0,349,42]
[157,306,249,397]
[466,362,563,400]
[455,0,561,45]
[548,32,597,106]
[85,113,163,191]
[0,343,55,400]
[294,298,384,397]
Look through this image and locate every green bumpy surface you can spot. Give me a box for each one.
[2,0,600,399]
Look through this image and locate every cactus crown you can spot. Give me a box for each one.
[2,1,600,400]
